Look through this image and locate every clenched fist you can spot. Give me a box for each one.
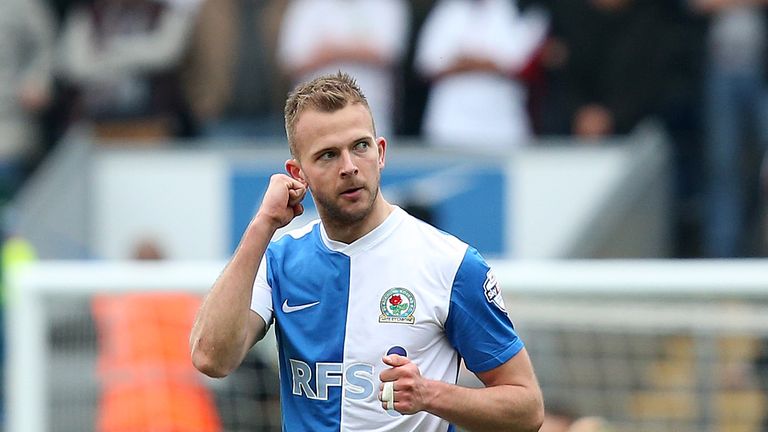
[255,174,307,230]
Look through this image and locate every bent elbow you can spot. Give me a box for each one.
[191,348,233,378]
[528,397,545,432]
[529,406,545,432]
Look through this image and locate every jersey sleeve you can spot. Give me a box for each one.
[250,254,274,327]
[445,247,524,373]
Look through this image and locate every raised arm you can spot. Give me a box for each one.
[190,173,306,377]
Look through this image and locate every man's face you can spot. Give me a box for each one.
[287,103,386,226]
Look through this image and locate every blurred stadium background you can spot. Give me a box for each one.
[3,0,768,432]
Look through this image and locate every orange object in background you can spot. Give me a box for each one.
[92,293,221,432]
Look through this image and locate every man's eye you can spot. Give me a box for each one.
[320,152,335,160]
[355,141,369,150]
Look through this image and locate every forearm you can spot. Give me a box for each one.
[692,0,768,14]
[431,57,508,81]
[190,217,276,377]
[423,380,543,432]
[290,45,388,79]
[108,8,197,73]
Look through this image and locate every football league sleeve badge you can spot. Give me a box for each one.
[484,269,508,313]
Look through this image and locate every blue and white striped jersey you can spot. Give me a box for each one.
[251,206,523,431]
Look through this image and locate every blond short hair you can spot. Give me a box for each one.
[284,71,374,157]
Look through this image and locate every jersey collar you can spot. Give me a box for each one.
[320,206,405,256]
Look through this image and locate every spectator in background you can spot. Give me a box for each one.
[56,0,203,141]
[539,402,612,432]
[395,0,437,138]
[654,5,708,258]
[529,0,674,140]
[202,0,289,139]
[46,0,84,28]
[414,0,548,149]
[763,153,768,253]
[691,0,768,257]
[0,0,55,200]
[522,0,708,258]
[276,0,410,139]
[179,0,238,137]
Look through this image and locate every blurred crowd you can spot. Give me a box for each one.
[4,0,768,258]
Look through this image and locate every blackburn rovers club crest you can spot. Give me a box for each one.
[379,287,416,324]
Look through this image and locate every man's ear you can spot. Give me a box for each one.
[377,137,387,169]
[285,159,306,184]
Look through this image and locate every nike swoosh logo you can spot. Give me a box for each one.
[282,299,320,313]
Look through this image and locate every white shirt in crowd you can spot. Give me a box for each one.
[277,0,410,138]
[416,0,548,149]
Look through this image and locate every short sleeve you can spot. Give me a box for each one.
[250,255,274,327]
[445,247,524,373]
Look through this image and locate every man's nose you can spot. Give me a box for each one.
[340,151,359,176]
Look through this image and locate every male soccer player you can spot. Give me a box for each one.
[190,72,544,431]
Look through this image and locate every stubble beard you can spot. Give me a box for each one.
[315,183,379,227]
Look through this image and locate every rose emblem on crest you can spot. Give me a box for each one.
[379,288,416,324]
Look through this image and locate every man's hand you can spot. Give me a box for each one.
[255,174,307,230]
[379,350,543,431]
[17,81,50,112]
[573,104,614,139]
[379,355,432,415]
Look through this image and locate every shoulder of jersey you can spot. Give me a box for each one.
[273,219,321,244]
[402,212,468,253]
